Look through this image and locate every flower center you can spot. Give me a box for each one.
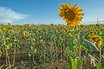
[64,9,75,21]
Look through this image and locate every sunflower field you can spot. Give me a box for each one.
[0,24,104,69]
[0,2,104,69]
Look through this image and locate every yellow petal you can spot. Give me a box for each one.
[66,22,70,25]
[76,17,83,21]
[58,7,63,11]
[61,4,68,9]
[59,12,64,17]
[77,11,83,15]
[97,40,102,48]
[65,19,70,23]
[70,22,76,27]
[74,19,80,24]
[77,6,81,10]
[76,15,83,19]
[71,4,78,10]
[68,3,71,8]
[75,9,83,13]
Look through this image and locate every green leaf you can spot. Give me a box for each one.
[67,37,74,50]
[68,57,82,69]
[34,49,37,53]
[82,40,98,52]
[96,63,104,69]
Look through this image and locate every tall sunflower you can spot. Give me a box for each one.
[58,3,84,27]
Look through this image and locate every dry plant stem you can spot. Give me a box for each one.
[99,47,101,65]
[6,49,11,69]
[6,64,14,69]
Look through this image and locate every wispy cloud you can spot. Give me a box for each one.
[0,7,27,23]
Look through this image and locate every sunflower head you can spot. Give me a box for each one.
[89,35,102,48]
[23,31,29,38]
[89,31,95,36]
[89,36,96,42]
[8,30,14,35]
[58,3,84,27]
[94,29,98,32]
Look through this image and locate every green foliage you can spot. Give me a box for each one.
[82,40,98,52]
[66,57,83,69]
[96,63,104,69]
[0,24,104,68]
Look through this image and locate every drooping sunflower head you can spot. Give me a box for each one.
[58,3,84,27]
[89,35,102,48]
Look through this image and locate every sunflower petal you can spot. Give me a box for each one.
[68,3,71,8]
[71,4,78,10]
[58,7,63,11]
[97,40,102,48]
[61,4,68,9]
[59,13,64,17]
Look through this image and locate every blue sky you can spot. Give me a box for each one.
[0,0,104,24]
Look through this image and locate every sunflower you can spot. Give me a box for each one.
[58,3,84,27]
[94,29,98,33]
[89,31,95,36]
[8,30,14,35]
[89,36,96,42]
[23,31,29,38]
[89,35,102,48]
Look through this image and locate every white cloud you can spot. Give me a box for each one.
[0,7,27,23]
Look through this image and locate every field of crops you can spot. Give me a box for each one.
[0,24,104,69]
